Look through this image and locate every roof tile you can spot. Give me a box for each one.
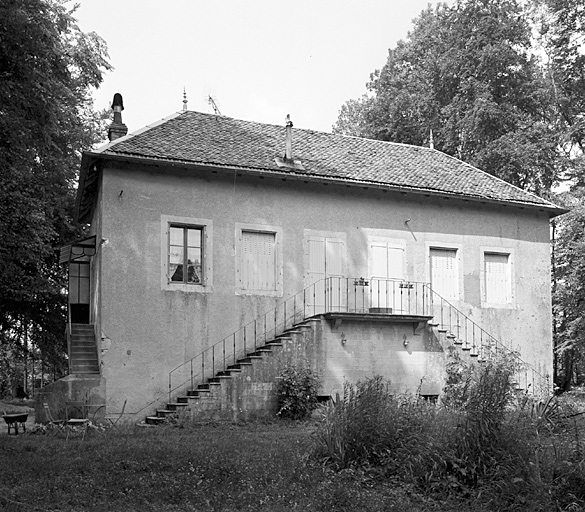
[102,111,560,210]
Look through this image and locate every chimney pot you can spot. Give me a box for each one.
[108,93,128,142]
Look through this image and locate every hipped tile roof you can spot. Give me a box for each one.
[96,110,562,212]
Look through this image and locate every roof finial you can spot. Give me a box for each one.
[429,128,434,150]
[182,87,188,112]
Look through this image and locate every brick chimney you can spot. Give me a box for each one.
[108,93,128,141]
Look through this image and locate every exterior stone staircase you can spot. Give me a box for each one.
[145,278,550,425]
[146,321,316,425]
[69,323,99,374]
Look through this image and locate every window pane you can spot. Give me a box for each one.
[187,248,202,283]
[169,245,184,282]
[169,226,183,246]
[187,228,201,248]
[78,277,90,303]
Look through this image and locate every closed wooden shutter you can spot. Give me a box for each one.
[370,243,404,309]
[242,231,276,290]
[484,253,509,303]
[430,248,458,299]
[305,235,346,312]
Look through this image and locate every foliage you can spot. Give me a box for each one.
[553,190,585,389]
[0,0,111,391]
[276,363,321,420]
[313,363,585,510]
[334,0,569,194]
[313,376,438,469]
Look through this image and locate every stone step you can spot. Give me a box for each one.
[166,402,189,411]
[145,416,166,425]
[156,409,177,417]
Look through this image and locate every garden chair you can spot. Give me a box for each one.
[106,399,127,433]
[42,403,67,438]
[65,401,90,440]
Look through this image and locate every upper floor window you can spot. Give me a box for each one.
[240,230,276,291]
[484,252,510,304]
[236,223,283,297]
[169,225,203,285]
[430,248,459,300]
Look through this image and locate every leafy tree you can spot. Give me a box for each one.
[0,0,111,394]
[552,191,585,389]
[334,0,565,194]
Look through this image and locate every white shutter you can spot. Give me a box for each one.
[387,247,404,280]
[305,235,346,312]
[242,231,276,291]
[370,242,404,309]
[485,253,509,303]
[430,248,458,300]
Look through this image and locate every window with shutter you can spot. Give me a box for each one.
[430,248,458,300]
[236,224,282,296]
[241,231,276,291]
[484,252,510,304]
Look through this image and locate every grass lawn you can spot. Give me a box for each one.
[0,420,466,512]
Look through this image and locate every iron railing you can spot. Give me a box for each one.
[167,278,550,402]
[168,277,431,401]
[424,285,550,396]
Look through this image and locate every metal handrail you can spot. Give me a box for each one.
[167,278,549,403]
[423,285,550,395]
[167,277,431,401]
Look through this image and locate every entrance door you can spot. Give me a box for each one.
[69,262,90,323]
[305,236,345,314]
[370,242,404,311]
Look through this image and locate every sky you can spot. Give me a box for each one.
[74,1,446,135]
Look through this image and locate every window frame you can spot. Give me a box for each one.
[168,225,204,285]
[235,223,283,297]
[161,215,213,293]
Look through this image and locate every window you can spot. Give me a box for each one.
[236,223,283,296]
[169,225,203,284]
[430,248,458,300]
[484,252,510,304]
[161,215,212,292]
[241,231,276,291]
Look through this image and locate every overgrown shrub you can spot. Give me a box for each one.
[276,363,320,420]
[312,361,585,510]
[313,376,439,469]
